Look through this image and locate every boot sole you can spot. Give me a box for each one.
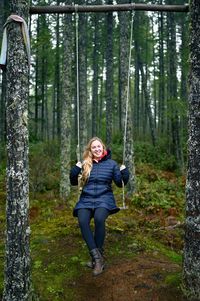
[92,265,105,276]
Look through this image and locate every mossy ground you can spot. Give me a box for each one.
[0,163,186,300]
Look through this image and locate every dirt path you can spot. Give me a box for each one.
[73,252,184,301]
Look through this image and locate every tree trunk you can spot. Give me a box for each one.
[0,0,8,143]
[167,8,183,172]
[2,0,31,300]
[0,72,6,143]
[34,17,39,140]
[55,5,61,139]
[60,0,72,200]
[158,6,165,136]
[183,1,200,300]
[91,7,100,137]
[41,27,46,140]
[118,6,135,193]
[78,0,88,156]
[139,60,156,146]
[133,12,141,140]
[105,0,113,147]
[180,14,189,143]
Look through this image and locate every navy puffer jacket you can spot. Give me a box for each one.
[70,150,129,217]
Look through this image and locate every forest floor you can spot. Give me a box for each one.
[0,164,187,301]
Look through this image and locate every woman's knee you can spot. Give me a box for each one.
[94,208,109,225]
[77,209,91,227]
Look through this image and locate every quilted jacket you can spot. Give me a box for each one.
[70,150,129,217]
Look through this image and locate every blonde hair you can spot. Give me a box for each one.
[80,137,106,187]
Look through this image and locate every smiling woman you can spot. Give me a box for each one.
[69,137,129,276]
[90,140,104,160]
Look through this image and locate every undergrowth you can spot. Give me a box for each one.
[0,141,185,300]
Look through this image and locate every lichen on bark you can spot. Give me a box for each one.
[2,1,31,300]
[183,1,200,299]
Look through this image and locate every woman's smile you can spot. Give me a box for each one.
[91,140,104,159]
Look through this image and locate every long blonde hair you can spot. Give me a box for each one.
[80,137,106,187]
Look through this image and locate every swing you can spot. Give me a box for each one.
[74,7,134,210]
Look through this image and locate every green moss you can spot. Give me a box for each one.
[165,272,182,286]
[136,235,182,264]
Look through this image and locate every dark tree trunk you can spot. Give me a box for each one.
[0,0,9,143]
[167,9,183,171]
[0,72,6,143]
[78,0,88,156]
[60,0,72,200]
[91,7,100,137]
[158,6,165,135]
[180,14,189,141]
[2,1,31,300]
[55,6,61,139]
[183,1,200,299]
[133,13,140,139]
[34,17,39,140]
[41,28,46,140]
[105,0,113,147]
[118,6,135,193]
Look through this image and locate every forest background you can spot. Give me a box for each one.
[0,0,190,300]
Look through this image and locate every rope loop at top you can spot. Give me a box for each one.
[0,14,31,70]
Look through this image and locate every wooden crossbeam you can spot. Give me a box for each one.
[30,3,189,15]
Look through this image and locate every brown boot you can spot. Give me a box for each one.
[90,248,104,276]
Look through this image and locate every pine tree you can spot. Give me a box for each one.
[183,1,200,299]
[2,0,31,300]
[60,0,73,200]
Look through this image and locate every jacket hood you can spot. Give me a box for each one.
[106,148,111,159]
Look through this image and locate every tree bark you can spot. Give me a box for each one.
[78,0,88,156]
[139,60,156,146]
[167,8,183,172]
[118,5,135,193]
[91,6,101,137]
[0,0,8,143]
[60,0,72,200]
[105,0,113,147]
[30,3,189,15]
[183,1,200,299]
[55,3,61,139]
[158,4,165,135]
[2,0,31,300]
[34,17,39,140]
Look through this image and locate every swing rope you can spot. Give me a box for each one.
[75,4,80,162]
[120,8,134,210]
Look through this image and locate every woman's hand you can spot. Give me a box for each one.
[120,164,126,171]
[76,161,82,168]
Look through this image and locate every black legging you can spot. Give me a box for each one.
[77,207,109,251]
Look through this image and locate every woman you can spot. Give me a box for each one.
[70,137,129,276]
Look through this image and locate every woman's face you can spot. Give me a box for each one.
[90,140,104,159]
